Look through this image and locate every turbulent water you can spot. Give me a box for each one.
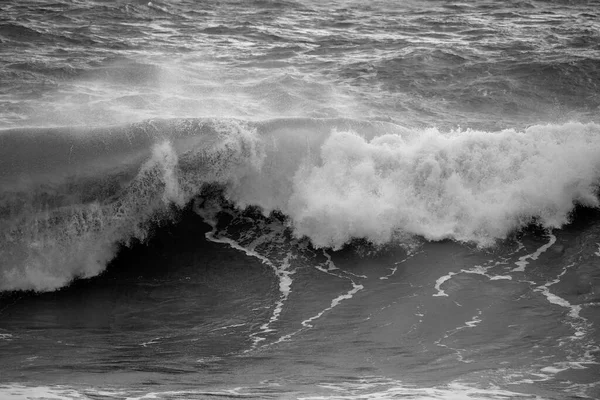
[1,0,600,399]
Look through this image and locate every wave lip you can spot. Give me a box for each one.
[1,118,600,291]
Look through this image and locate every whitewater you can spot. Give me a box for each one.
[1,0,600,399]
[2,118,600,291]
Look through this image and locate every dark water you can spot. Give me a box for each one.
[1,1,600,399]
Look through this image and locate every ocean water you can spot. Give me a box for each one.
[1,0,600,399]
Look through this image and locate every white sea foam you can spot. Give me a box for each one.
[533,263,585,331]
[512,233,557,272]
[275,123,600,249]
[433,260,512,298]
[0,333,13,341]
[187,120,600,251]
[433,272,457,297]
[530,262,600,376]
[274,252,365,344]
[194,197,295,350]
[296,280,364,331]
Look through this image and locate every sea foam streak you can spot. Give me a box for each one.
[1,118,600,291]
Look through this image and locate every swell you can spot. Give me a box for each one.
[1,117,600,291]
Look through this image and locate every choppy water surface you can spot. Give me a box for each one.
[1,1,600,399]
[1,0,599,128]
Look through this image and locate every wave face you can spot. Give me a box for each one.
[1,118,600,291]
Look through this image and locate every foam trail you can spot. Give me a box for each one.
[463,264,512,281]
[433,259,513,298]
[498,263,600,382]
[512,233,557,272]
[274,253,364,344]
[433,272,457,297]
[532,263,600,374]
[193,198,294,350]
[534,263,582,322]
[140,337,162,348]
[435,310,483,363]
[302,253,364,328]
[210,323,246,332]
[0,333,13,341]
[380,251,420,280]
[299,281,363,330]
[323,249,367,278]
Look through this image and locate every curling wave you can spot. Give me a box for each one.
[1,117,600,291]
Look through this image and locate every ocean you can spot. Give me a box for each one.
[1,0,600,399]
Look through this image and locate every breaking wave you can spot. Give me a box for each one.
[1,117,600,291]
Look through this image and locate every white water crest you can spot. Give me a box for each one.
[2,119,600,291]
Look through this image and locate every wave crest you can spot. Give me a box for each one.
[286,123,600,248]
[1,118,599,291]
